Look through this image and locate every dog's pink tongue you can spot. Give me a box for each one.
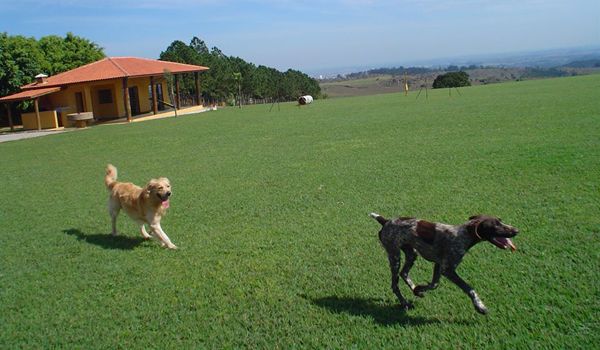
[492,237,517,251]
[162,200,170,209]
[508,239,517,252]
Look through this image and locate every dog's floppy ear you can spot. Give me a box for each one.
[144,179,159,196]
[469,214,483,221]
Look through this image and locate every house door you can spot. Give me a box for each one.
[75,92,85,112]
[128,87,140,115]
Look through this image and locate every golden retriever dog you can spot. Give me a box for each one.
[104,164,176,249]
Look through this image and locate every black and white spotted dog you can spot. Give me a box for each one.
[370,213,519,314]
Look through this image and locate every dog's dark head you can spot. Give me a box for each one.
[468,215,519,251]
[145,177,172,203]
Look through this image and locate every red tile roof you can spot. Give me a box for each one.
[0,87,61,102]
[21,57,209,90]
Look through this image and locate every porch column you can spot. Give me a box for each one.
[195,72,201,106]
[122,77,132,122]
[150,76,158,115]
[83,86,92,112]
[174,75,180,109]
[34,98,41,131]
[5,103,14,131]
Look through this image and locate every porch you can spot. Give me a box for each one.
[0,57,209,131]
[0,104,216,143]
[97,104,216,125]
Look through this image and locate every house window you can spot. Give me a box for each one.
[98,89,113,104]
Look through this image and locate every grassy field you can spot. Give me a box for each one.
[1,75,599,348]
[319,70,600,99]
[320,75,404,98]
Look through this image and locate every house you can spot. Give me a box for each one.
[0,57,209,130]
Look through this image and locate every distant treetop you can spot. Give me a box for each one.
[432,71,471,89]
[0,32,105,98]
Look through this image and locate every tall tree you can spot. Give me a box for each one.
[37,33,104,75]
[190,36,209,55]
[0,32,105,98]
[0,33,45,98]
[59,33,104,71]
[159,36,321,105]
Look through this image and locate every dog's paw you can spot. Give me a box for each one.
[399,300,414,310]
[167,244,178,250]
[476,306,488,315]
[474,303,488,315]
[470,291,488,315]
[413,286,427,297]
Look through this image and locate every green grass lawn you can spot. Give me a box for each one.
[1,75,599,348]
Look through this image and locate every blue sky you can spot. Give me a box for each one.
[1,0,599,72]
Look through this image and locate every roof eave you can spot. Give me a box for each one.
[19,67,209,90]
[0,87,62,102]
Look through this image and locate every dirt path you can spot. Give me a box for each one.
[0,129,70,143]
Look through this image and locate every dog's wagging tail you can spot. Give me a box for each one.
[105,164,118,190]
[369,212,519,315]
[370,212,388,226]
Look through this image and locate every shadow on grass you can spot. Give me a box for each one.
[63,228,145,250]
[304,295,472,327]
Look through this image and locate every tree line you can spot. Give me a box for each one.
[0,32,320,122]
[0,32,105,100]
[330,63,582,85]
[159,37,321,105]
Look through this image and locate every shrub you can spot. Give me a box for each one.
[432,71,471,88]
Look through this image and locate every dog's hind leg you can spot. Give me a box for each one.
[443,269,488,315]
[108,198,121,236]
[400,245,418,292]
[413,263,441,297]
[387,252,413,310]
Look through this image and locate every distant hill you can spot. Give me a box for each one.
[320,64,600,98]
[563,59,600,68]
[318,46,600,98]
[313,46,600,79]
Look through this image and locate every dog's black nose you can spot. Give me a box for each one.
[166,191,172,197]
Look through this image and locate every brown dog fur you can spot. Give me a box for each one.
[104,164,176,249]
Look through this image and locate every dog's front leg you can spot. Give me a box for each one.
[387,253,413,310]
[413,263,441,297]
[443,269,487,314]
[140,225,152,240]
[150,223,177,249]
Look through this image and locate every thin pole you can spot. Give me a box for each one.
[123,77,132,122]
[150,76,158,115]
[174,75,180,110]
[34,98,41,130]
[5,103,14,131]
[195,72,201,106]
